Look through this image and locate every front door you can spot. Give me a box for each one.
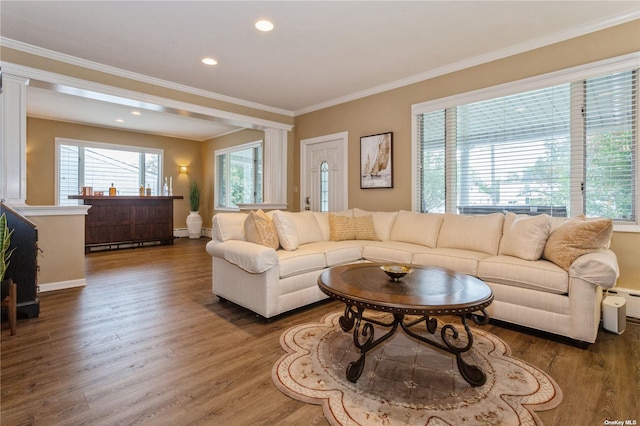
[300,132,348,212]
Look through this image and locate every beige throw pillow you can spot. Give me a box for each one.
[542,216,613,270]
[499,213,551,261]
[244,209,279,250]
[329,214,355,241]
[353,214,378,240]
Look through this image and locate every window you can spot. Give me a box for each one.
[414,61,638,226]
[215,141,263,209]
[320,161,329,212]
[57,138,162,206]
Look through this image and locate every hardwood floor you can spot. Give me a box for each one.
[2,238,639,425]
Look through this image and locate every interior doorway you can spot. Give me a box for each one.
[300,132,348,212]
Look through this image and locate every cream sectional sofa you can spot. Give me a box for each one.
[205,208,619,345]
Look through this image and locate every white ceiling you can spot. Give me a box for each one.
[2,1,639,140]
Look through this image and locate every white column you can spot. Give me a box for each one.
[263,128,288,207]
[0,73,29,205]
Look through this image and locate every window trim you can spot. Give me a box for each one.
[55,137,164,205]
[411,53,640,232]
[214,139,263,211]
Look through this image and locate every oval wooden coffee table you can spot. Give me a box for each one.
[317,263,494,387]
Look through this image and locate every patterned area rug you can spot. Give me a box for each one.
[272,312,562,425]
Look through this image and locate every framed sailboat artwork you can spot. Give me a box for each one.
[360,132,393,189]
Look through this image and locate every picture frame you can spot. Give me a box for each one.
[360,132,393,189]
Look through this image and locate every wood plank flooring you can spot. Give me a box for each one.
[1,238,639,425]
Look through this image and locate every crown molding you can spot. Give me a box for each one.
[0,37,294,118]
[294,9,640,116]
[1,61,293,132]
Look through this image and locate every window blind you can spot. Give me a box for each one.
[415,66,638,223]
[57,139,162,206]
[454,84,571,216]
[583,70,637,221]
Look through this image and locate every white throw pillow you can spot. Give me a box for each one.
[272,211,299,250]
[499,213,551,261]
[272,211,323,250]
[389,210,443,248]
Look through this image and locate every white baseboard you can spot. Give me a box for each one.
[606,287,640,319]
[173,228,212,238]
[174,228,189,238]
[39,278,87,293]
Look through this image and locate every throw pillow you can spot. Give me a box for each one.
[244,209,279,250]
[499,213,551,261]
[329,213,355,241]
[353,214,378,240]
[542,216,613,270]
[272,211,300,250]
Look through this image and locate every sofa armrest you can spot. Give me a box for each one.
[206,240,278,274]
[569,249,619,289]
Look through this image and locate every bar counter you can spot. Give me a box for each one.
[69,195,184,252]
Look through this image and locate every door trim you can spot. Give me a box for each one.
[300,131,348,212]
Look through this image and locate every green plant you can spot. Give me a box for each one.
[188,181,201,212]
[0,213,15,281]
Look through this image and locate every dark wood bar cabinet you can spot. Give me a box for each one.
[69,196,183,252]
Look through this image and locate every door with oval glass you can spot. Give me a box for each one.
[300,132,348,212]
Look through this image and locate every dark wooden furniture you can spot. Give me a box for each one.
[318,263,494,386]
[1,281,17,335]
[0,203,39,318]
[69,196,183,252]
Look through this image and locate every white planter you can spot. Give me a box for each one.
[186,211,203,239]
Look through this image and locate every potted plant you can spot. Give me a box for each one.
[1,212,15,300]
[186,181,202,239]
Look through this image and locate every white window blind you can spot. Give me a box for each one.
[416,66,638,223]
[57,139,162,206]
[583,70,637,221]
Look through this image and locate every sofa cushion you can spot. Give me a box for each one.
[212,212,248,242]
[303,241,363,267]
[277,249,326,278]
[354,209,398,241]
[361,241,419,264]
[412,248,489,276]
[499,213,551,261]
[244,209,280,249]
[437,213,504,255]
[478,255,568,294]
[389,210,443,248]
[543,216,613,270]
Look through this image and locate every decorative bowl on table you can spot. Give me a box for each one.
[381,265,414,282]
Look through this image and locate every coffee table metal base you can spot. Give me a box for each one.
[339,304,490,387]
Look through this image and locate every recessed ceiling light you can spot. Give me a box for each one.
[255,20,274,32]
[131,111,141,116]
[115,118,124,123]
[202,57,218,66]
